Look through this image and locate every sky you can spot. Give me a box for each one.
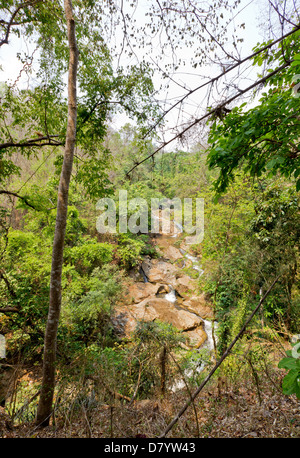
[108,0,270,145]
[0,0,286,149]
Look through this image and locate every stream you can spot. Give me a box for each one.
[149,210,217,389]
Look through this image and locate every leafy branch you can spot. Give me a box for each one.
[0,0,42,47]
[127,57,293,177]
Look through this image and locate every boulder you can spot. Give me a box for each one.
[123,297,203,340]
[175,274,197,297]
[185,327,208,348]
[164,245,183,261]
[182,294,214,319]
[125,282,159,304]
[156,285,170,295]
[141,259,177,285]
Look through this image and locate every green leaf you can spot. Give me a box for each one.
[282,369,300,395]
[278,357,298,370]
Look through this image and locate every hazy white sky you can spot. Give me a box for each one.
[0,0,281,148]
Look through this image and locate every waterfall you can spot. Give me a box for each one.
[179,248,204,276]
[164,286,177,303]
[139,265,148,283]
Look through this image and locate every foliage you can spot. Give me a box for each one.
[0,0,300,426]
[115,233,148,268]
[61,265,123,347]
[130,320,186,396]
[66,241,113,274]
[207,29,300,195]
[278,344,300,399]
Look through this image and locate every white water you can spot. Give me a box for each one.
[179,249,204,276]
[151,209,218,391]
[170,319,218,392]
[202,319,218,352]
[164,287,177,303]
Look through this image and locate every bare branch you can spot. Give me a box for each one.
[142,25,300,139]
[0,190,37,209]
[268,0,298,28]
[0,135,63,151]
[0,307,19,313]
[127,59,292,176]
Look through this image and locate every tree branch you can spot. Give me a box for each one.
[0,1,41,47]
[0,135,63,151]
[127,59,292,177]
[0,269,17,299]
[0,190,37,209]
[0,307,19,313]
[142,25,300,140]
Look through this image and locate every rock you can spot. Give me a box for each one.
[181,294,214,319]
[112,312,128,337]
[185,327,208,348]
[122,298,203,342]
[128,267,145,283]
[175,274,197,297]
[141,259,177,285]
[156,285,170,295]
[125,282,159,303]
[125,303,160,335]
[163,246,183,261]
[174,309,202,331]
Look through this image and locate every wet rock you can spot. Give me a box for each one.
[156,285,170,295]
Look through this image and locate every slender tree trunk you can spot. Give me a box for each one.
[36,0,78,427]
[160,344,167,396]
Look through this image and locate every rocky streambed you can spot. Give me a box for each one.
[115,209,217,353]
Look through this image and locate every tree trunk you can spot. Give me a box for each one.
[160,344,167,396]
[36,0,78,427]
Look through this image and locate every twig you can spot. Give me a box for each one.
[127,60,292,176]
[141,25,300,140]
[128,362,143,407]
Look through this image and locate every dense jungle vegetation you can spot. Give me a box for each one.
[0,0,299,439]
